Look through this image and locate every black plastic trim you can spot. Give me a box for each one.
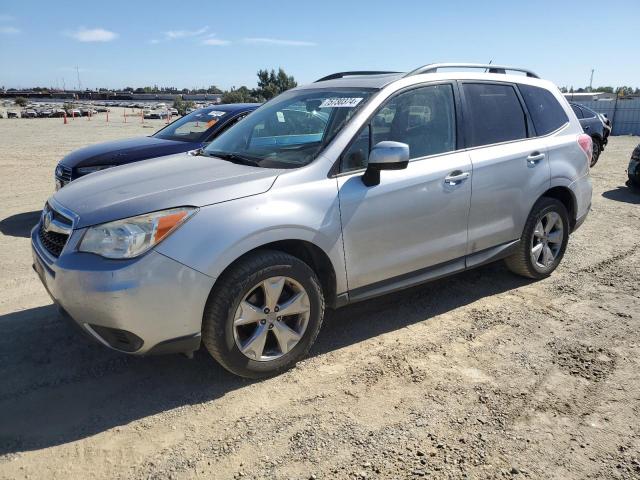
[146,333,202,356]
[344,240,520,305]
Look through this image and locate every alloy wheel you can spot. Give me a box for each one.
[233,276,310,361]
[530,211,564,270]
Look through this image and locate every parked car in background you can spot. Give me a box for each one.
[33,64,592,378]
[570,103,610,167]
[54,103,259,189]
[628,143,640,187]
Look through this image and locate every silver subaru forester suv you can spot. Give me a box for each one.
[32,64,593,378]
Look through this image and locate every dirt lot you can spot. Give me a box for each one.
[0,114,638,480]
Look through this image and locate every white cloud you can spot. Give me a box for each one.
[202,34,230,46]
[164,26,208,40]
[68,27,118,42]
[0,14,15,22]
[202,38,230,46]
[243,37,316,47]
[0,26,19,34]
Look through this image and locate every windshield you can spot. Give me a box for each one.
[204,88,375,168]
[153,109,232,142]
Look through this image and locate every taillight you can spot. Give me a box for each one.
[577,134,592,165]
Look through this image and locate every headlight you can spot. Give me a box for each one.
[77,165,115,175]
[79,207,197,259]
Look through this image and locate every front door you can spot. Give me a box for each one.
[338,83,472,293]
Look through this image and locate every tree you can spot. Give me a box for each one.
[256,68,297,100]
[173,98,195,115]
[14,97,28,107]
[207,85,223,94]
[221,86,260,104]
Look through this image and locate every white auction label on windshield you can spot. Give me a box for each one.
[208,111,226,117]
[319,97,363,108]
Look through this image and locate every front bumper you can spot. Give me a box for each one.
[31,223,215,354]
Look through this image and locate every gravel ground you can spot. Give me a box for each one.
[0,114,638,480]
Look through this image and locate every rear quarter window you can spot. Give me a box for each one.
[519,84,569,136]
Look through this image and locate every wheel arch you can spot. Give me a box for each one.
[213,238,340,309]
[540,186,577,230]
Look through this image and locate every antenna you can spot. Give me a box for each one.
[589,68,594,91]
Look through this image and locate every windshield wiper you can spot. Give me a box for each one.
[207,151,261,167]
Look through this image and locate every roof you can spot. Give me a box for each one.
[298,64,543,91]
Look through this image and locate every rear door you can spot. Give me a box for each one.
[461,82,551,255]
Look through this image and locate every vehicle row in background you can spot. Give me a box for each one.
[570,102,611,167]
[54,103,260,189]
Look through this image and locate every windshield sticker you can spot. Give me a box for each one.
[319,97,363,108]
[208,111,226,117]
[276,111,286,123]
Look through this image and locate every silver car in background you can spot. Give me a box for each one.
[32,63,593,378]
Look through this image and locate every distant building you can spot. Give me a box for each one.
[563,92,616,101]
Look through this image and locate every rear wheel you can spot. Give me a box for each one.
[505,197,570,279]
[202,250,325,378]
[590,138,601,167]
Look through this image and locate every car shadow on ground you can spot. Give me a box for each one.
[0,262,530,455]
[0,211,41,238]
[601,184,640,205]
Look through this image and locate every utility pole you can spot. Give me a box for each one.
[588,68,594,91]
[76,65,82,92]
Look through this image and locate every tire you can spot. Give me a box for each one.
[202,249,325,378]
[504,197,570,279]
[629,145,640,188]
[590,138,601,167]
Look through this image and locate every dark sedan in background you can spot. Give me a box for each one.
[54,103,260,189]
[570,102,611,167]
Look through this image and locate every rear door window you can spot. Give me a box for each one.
[519,84,569,135]
[462,83,527,147]
[571,104,584,119]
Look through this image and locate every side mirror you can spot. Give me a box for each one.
[362,141,410,186]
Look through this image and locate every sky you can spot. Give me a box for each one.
[0,0,638,91]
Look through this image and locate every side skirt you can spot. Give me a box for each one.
[342,240,520,306]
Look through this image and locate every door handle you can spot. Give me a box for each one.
[527,152,545,166]
[444,171,470,186]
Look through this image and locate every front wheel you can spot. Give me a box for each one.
[505,197,570,279]
[202,250,325,378]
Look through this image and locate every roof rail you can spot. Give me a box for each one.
[315,71,401,82]
[405,63,540,79]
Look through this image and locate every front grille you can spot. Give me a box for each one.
[38,224,69,257]
[58,165,73,182]
[37,204,73,257]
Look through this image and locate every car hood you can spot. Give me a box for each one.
[53,153,282,228]
[59,136,200,168]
